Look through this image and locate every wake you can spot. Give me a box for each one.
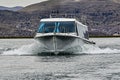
[1,41,43,56]
[1,41,120,56]
[81,44,120,54]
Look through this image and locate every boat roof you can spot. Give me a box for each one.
[40,18,76,22]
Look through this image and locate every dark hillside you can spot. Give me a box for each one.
[0,0,120,37]
[0,6,23,11]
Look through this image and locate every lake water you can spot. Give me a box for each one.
[0,38,120,80]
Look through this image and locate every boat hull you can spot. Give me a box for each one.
[35,35,94,55]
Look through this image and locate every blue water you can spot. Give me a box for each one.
[0,38,120,80]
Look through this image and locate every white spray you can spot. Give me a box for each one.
[1,40,120,56]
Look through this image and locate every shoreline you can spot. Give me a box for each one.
[0,36,120,39]
[89,36,120,38]
[0,37,34,39]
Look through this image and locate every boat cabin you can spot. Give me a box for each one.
[37,18,89,39]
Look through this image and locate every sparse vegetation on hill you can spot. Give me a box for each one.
[0,0,120,37]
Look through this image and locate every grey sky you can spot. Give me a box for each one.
[0,0,48,7]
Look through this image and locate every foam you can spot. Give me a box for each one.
[1,41,120,56]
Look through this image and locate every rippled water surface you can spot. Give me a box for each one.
[0,38,120,80]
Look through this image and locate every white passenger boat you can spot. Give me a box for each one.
[35,18,95,55]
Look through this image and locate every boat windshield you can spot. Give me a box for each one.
[37,21,75,33]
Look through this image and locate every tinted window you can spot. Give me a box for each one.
[38,21,75,33]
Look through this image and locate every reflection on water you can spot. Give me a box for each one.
[35,55,85,62]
